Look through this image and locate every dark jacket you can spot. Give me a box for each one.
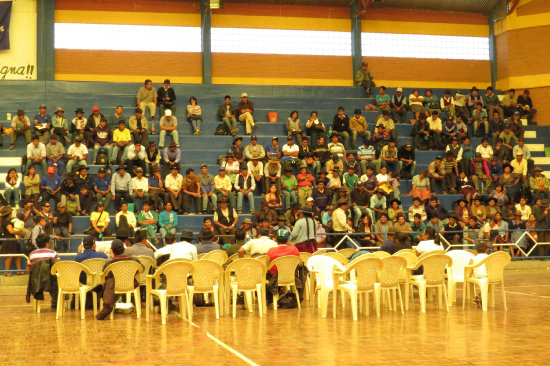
[157,87,176,106]
[26,258,59,303]
[85,113,106,131]
[218,103,237,120]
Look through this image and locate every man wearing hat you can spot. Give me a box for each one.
[235,163,255,214]
[253,200,277,227]
[10,109,32,149]
[244,135,265,160]
[390,87,407,123]
[111,120,132,165]
[214,166,236,209]
[84,106,105,147]
[511,149,528,182]
[51,106,70,145]
[71,108,87,142]
[111,165,133,211]
[66,136,88,174]
[33,104,52,144]
[264,157,282,196]
[40,166,63,210]
[355,61,375,96]
[397,141,416,179]
[155,231,197,263]
[182,168,201,215]
[372,123,390,154]
[137,79,158,121]
[529,167,550,202]
[159,109,178,149]
[219,94,239,135]
[412,114,430,150]
[332,198,353,239]
[46,134,66,175]
[290,206,317,253]
[197,228,222,254]
[238,227,277,257]
[163,140,181,174]
[107,105,125,131]
[129,107,148,145]
[237,93,256,135]
[273,215,291,233]
[230,136,245,164]
[165,165,184,213]
[377,109,397,143]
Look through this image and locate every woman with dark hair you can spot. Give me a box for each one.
[23,165,40,208]
[3,168,18,207]
[498,164,520,201]
[305,111,326,149]
[357,214,375,246]
[1,206,23,276]
[186,96,202,135]
[286,110,306,144]
[416,226,443,254]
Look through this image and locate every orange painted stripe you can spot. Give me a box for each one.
[363,8,488,25]
[212,3,349,19]
[55,0,200,13]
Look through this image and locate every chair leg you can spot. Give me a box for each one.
[56,292,62,319]
[244,291,253,312]
[213,288,220,320]
[462,281,467,309]
[134,289,141,318]
[448,279,456,304]
[397,286,404,315]
[392,288,397,312]
[92,292,98,316]
[304,276,310,301]
[179,294,186,320]
[293,285,301,310]
[187,289,194,320]
[273,292,279,311]
[404,282,410,311]
[332,288,338,318]
[365,292,370,316]
[490,284,496,308]
[436,287,442,309]
[256,285,263,318]
[80,290,87,320]
[350,290,358,321]
[480,282,488,312]
[442,283,449,312]
[232,288,237,318]
[374,284,381,318]
[419,284,426,313]
[320,289,329,318]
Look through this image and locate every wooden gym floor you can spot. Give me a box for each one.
[1,269,550,366]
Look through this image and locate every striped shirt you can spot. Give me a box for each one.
[29,248,59,264]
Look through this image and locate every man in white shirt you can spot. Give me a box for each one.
[26,135,47,174]
[159,109,178,149]
[154,231,198,262]
[511,150,528,180]
[475,138,494,161]
[124,142,147,175]
[247,158,264,195]
[427,111,443,150]
[333,199,354,233]
[281,137,300,169]
[416,227,444,255]
[66,136,88,174]
[214,167,235,208]
[115,202,137,240]
[238,227,277,257]
[131,167,150,210]
[165,165,184,213]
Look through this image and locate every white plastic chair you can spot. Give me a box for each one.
[380,256,407,314]
[225,258,267,318]
[463,251,511,312]
[445,250,475,304]
[338,248,358,259]
[146,261,194,324]
[188,259,224,319]
[410,254,452,313]
[333,257,382,320]
[137,256,157,287]
[266,256,303,310]
[394,248,415,255]
[254,255,271,267]
[101,261,144,319]
[307,255,346,318]
[81,258,107,314]
[323,252,349,266]
[395,251,418,310]
[202,249,228,266]
[371,251,391,258]
[51,262,94,320]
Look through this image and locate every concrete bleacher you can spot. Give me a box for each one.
[0,81,548,255]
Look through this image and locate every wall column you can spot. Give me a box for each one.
[37,0,55,81]
[489,11,497,88]
[201,0,212,84]
[350,1,362,81]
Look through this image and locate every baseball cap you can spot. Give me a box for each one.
[396,87,403,92]
[241,93,248,98]
[111,239,125,255]
[47,166,55,174]
[165,109,172,116]
[276,228,290,242]
[92,106,100,111]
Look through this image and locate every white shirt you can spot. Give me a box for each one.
[115,210,137,228]
[332,207,352,232]
[26,142,46,158]
[132,176,149,192]
[476,145,493,159]
[67,143,88,159]
[165,173,184,191]
[247,160,264,177]
[241,236,278,256]
[427,117,442,131]
[154,241,198,261]
[282,143,299,157]
[472,253,488,277]
[416,239,443,254]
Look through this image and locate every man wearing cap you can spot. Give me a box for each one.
[10,109,32,149]
[51,106,70,145]
[238,227,276,257]
[253,200,277,227]
[137,79,158,121]
[46,135,66,175]
[75,235,107,264]
[137,201,158,240]
[163,141,181,174]
[390,87,407,124]
[131,167,150,210]
[229,136,245,164]
[107,105,125,131]
[355,61,375,96]
[66,136,88,174]
[214,197,238,244]
[165,165,184,213]
[92,118,113,162]
[111,166,133,210]
[235,164,255,214]
[511,149,528,182]
[26,135,47,174]
[237,93,255,134]
[529,167,550,202]
[244,135,265,161]
[84,106,105,147]
[182,168,201,215]
[40,166,62,210]
[266,136,282,160]
[219,95,239,135]
[92,168,112,211]
[155,231,197,262]
[33,104,52,144]
[159,109,178,149]
[500,88,522,118]
[111,120,132,164]
[129,107,149,146]
[124,141,147,175]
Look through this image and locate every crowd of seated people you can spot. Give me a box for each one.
[0,81,546,276]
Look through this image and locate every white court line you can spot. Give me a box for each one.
[506,290,550,299]
[506,284,550,288]
[190,321,259,366]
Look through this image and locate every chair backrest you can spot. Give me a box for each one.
[416,254,452,286]
[81,258,107,286]
[103,261,144,293]
[307,255,345,286]
[465,249,478,256]
[380,256,406,288]
[161,258,192,268]
[254,255,270,267]
[446,250,475,278]
[371,251,391,258]
[155,261,194,295]
[267,256,302,285]
[418,250,446,262]
[485,251,511,283]
[299,252,312,267]
[394,249,415,255]
[193,259,224,292]
[322,252,349,266]
[51,261,90,292]
[312,249,329,256]
[137,256,157,284]
[203,250,228,266]
[347,252,371,266]
[225,253,241,266]
[226,258,266,290]
[345,257,382,292]
[395,252,418,268]
[338,248,358,259]
[197,253,207,259]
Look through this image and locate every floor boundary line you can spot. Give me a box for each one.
[506,290,550,299]
[190,321,259,366]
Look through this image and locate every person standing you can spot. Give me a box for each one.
[52,203,72,253]
[290,207,317,253]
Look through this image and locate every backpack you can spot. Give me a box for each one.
[96,148,109,165]
[215,123,230,136]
